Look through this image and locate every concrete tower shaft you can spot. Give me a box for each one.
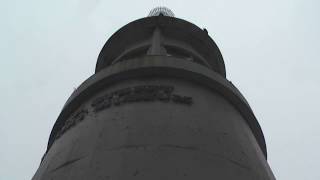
[33,11,275,180]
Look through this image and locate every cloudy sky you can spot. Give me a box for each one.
[1,0,319,179]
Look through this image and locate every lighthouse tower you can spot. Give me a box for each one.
[33,7,275,180]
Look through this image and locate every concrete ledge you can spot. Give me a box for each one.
[47,56,267,158]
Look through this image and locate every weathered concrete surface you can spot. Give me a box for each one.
[33,77,275,179]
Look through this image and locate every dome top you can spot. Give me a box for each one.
[148,7,175,17]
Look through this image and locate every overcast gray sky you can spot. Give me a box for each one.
[1,0,319,179]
